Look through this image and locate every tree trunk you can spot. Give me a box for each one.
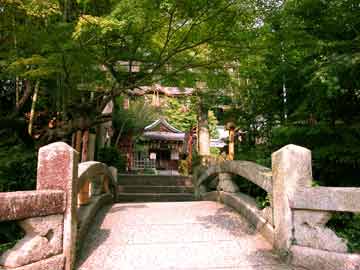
[15,80,32,114]
[28,81,40,136]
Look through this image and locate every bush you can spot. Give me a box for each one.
[97,146,126,172]
[178,160,189,176]
[0,142,37,192]
[235,144,271,168]
[0,221,25,255]
[327,213,360,253]
[271,124,360,187]
[142,168,157,175]
[233,175,269,209]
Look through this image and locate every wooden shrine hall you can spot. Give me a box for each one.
[131,118,188,171]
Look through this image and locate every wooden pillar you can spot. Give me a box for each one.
[226,122,236,161]
[78,180,90,205]
[81,130,89,162]
[188,130,194,172]
[103,175,110,193]
[75,130,82,153]
[198,110,210,165]
[88,133,96,161]
[228,127,235,160]
[79,130,90,205]
[71,133,76,149]
[123,97,130,110]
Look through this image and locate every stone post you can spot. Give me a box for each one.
[271,144,312,253]
[109,166,118,184]
[109,167,118,201]
[37,142,79,270]
[217,173,239,193]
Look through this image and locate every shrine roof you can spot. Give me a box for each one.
[142,131,185,142]
[144,118,184,133]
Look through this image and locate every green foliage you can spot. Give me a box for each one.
[0,137,37,192]
[178,160,189,176]
[163,97,219,138]
[327,213,360,253]
[142,168,157,175]
[210,147,220,156]
[233,176,269,210]
[163,97,197,132]
[235,144,271,168]
[97,146,126,172]
[271,124,360,187]
[0,222,25,255]
[113,97,157,138]
[191,150,201,171]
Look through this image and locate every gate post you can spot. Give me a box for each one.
[37,142,79,270]
[271,144,312,254]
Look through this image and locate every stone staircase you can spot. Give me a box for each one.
[117,175,196,202]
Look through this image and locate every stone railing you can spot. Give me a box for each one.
[196,144,360,270]
[195,159,274,246]
[0,142,117,270]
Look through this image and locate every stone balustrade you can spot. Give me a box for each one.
[0,142,117,270]
[1,142,360,270]
[196,144,360,270]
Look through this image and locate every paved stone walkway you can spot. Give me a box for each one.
[77,201,302,270]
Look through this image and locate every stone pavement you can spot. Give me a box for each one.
[76,201,304,270]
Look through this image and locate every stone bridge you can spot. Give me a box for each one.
[0,142,360,270]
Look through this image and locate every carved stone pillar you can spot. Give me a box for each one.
[271,144,312,252]
[37,142,79,270]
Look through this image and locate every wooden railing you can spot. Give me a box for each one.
[131,158,156,170]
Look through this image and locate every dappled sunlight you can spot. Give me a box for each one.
[76,201,287,270]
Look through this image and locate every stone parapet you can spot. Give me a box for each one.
[291,245,360,270]
[196,143,360,270]
[197,160,272,193]
[292,186,360,212]
[219,192,274,246]
[0,142,118,270]
[0,255,65,270]
[0,190,65,221]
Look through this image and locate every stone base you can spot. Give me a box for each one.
[219,192,274,246]
[0,255,65,270]
[201,191,220,202]
[0,215,63,268]
[291,245,360,270]
[77,193,113,250]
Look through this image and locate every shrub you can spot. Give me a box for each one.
[0,221,25,255]
[0,142,37,192]
[97,146,126,172]
[327,213,360,253]
[178,160,189,176]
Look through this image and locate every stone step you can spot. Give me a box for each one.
[118,185,194,194]
[118,175,193,187]
[116,192,196,203]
